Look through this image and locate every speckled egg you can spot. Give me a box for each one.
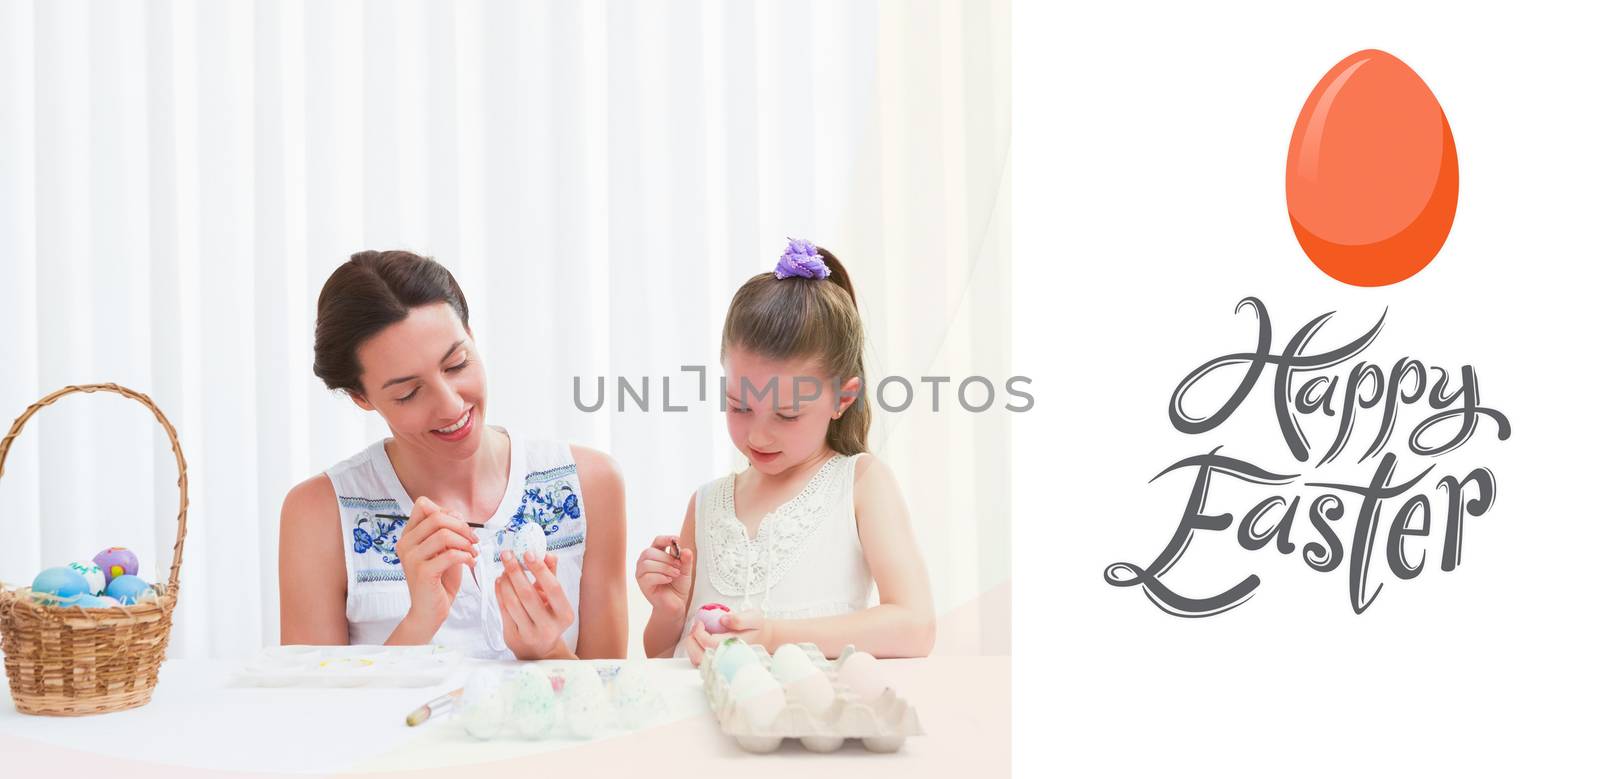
[30,566,90,601]
[610,663,662,729]
[459,669,509,740]
[506,665,559,739]
[559,665,612,739]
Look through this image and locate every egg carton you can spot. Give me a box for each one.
[700,643,923,753]
[234,644,461,688]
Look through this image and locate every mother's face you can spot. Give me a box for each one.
[350,302,490,461]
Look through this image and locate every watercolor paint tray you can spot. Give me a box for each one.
[700,643,924,753]
[233,644,461,688]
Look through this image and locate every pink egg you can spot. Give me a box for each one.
[838,651,887,701]
[695,603,732,634]
[730,664,786,730]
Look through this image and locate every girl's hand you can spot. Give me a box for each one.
[394,496,478,633]
[682,610,772,666]
[721,609,773,649]
[496,551,577,660]
[635,535,692,615]
[681,619,722,667]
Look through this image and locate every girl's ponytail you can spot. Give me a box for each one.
[816,246,858,307]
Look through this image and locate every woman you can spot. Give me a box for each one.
[279,250,626,659]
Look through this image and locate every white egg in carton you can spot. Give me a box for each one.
[234,644,461,688]
[700,641,923,753]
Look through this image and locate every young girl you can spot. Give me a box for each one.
[278,250,628,660]
[635,239,936,662]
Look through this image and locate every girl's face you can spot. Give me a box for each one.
[723,347,861,476]
[351,302,490,461]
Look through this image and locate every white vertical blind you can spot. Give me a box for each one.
[0,0,1011,659]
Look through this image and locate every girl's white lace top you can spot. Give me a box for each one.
[678,453,874,655]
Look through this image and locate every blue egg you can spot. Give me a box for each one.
[62,592,113,609]
[31,566,91,600]
[105,574,154,605]
[714,639,759,683]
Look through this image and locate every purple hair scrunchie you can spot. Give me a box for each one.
[774,238,830,280]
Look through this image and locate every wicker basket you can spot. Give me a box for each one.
[0,383,189,716]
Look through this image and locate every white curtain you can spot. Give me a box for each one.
[0,0,1009,659]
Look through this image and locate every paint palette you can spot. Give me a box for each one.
[233,644,461,688]
[700,642,924,753]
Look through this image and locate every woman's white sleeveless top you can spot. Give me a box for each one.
[324,429,586,659]
[679,453,874,654]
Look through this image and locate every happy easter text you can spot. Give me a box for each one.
[1104,297,1510,616]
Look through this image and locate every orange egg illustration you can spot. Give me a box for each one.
[1286,49,1457,287]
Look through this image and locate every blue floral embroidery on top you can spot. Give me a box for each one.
[498,471,583,552]
[351,512,406,564]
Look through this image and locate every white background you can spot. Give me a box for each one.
[1018,0,1598,774]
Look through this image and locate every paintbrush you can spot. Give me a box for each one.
[377,512,485,529]
[405,687,464,726]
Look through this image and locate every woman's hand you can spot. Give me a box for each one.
[392,496,478,638]
[635,535,692,617]
[496,550,577,660]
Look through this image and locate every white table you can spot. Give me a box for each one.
[1,655,1009,778]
